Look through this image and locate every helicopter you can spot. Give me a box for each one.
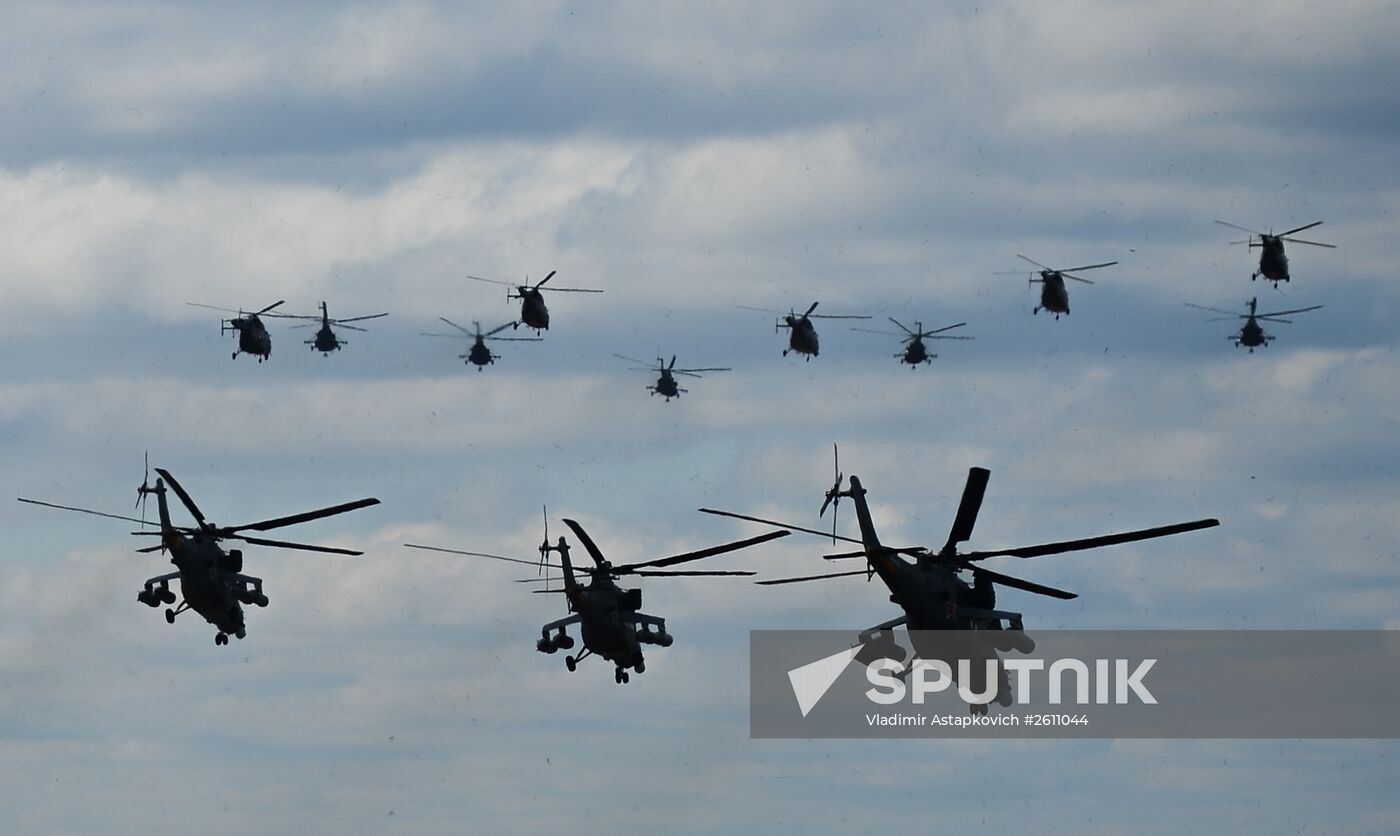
[421,318,541,370]
[1214,220,1335,283]
[996,255,1117,318]
[187,300,286,361]
[405,516,789,683]
[851,318,972,367]
[738,302,871,359]
[1185,297,1323,352]
[276,301,388,355]
[17,462,379,645]
[465,270,602,332]
[700,449,1218,713]
[613,354,731,401]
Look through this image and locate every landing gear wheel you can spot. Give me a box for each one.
[622,671,630,684]
[235,628,246,640]
[215,633,228,646]
[614,667,624,684]
[165,608,176,624]
[634,660,645,674]
[566,655,577,672]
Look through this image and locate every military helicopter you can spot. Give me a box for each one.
[738,302,871,359]
[465,270,602,332]
[17,462,379,645]
[701,450,1217,712]
[420,318,541,370]
[852,318,972,367]
[613,354,731,401]
[1185,297,1323,352]
[187,300,286,361]
[995,255,1117,318]
[1214,220,1335,283]
[275,301,388,355]
[405,517,788,683]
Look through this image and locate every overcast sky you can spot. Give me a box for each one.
[2,2,1399,833]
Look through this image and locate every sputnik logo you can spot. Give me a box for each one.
[787,646,861,717]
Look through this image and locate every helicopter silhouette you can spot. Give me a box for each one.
[405,515,788,683]
[18,461,379,645]
[421,318,541,370]
[465,270,602,332]
[276,301,388,355]
[1185,297,1323,352]
[701,448,1218,712]
[738,302,870,359]
[614,354,731,400]
[996,255,1117,318]
[187,300,286,361]
[1214,220,1335,283]
[852,318,972,367]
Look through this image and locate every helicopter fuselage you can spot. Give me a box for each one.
[652,371,681,400]
[569,578,647,670]
[1035,273,1071,317]
[229,316,272,361]
[1255,236,1289,282]
[784,316,820,358]
[166,534,248,637]
[514,289,550,331]
[465,337,495,369]
[309,322,341,354]
[901,338,930,367]
[1236,317,1269,351]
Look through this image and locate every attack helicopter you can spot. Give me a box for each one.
[613,354,731,401]
[405,516,789,683]
[466,270,602,332]
[701,449,1218,713]
[996,255,1117,318]
[187,300,286,361]
[421,318,541,370]
[1214,220,1335,283]
[852,318,972,367]
[1185,297,1323,352]
[277,301,388,355]
[17,463,379,645]
[738,302,871,359]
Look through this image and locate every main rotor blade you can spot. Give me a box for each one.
[335,324,369,333]
[421,332,469,339]
[804,301,820,316]
[970,566,1077,600]
[674,367,730,374]
[1016,254,1053,271]
[1257,317,1294,324]
[960,518,1220,561]
[924,322,967,335]
[1279,221,1323,238]
[404,543,566,571]
[17,497,149,526]
[615,529,791,572]
[534,270,558,288]
[1062,261,1117,273]
[226,497,380,534]
[488,336,543,342]
[1061,274,1096,285]
[1214,220,1262,236]
[1280,237,1335,249]
[756,569,869,586]
[438,317,474,336]
[484,322,514,337]
[185,302,241,315]
[613,353,656,368]
[561,519,609,568]
[256,300,286,316]
[944,467,990,552]
[736,305,785,315]
[887,317,915,335]
[1256,305,1322,318]
[808,314,872,320]
[1184,302,1241,317]
[466,274,514,287]
[633,569,757,577]
[153,468,208,529]
[698,508,863,545]
[539,287,603,293]
[231,535,362,556]
[822,547,926,560]
[850,328,900,336]
[334,313,389,323]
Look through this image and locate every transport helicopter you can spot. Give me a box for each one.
[465,270,602,332]
[738,302,870,359]
[1185,297,1323,352]
[1214,220,1335,283]
[405,516,788,683]
[701,449,1218,713]
[613,354,731,401]
[420,318,541,370]
[276,301,388,355]
[852,318,972,367]
[17,461,379,645]
[187,300,286,361]
[996,256,1117,318]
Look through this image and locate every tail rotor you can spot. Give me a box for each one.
[537,506,552,590]
[818,444,844,544]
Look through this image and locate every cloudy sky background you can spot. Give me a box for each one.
[2,1,1399,832]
